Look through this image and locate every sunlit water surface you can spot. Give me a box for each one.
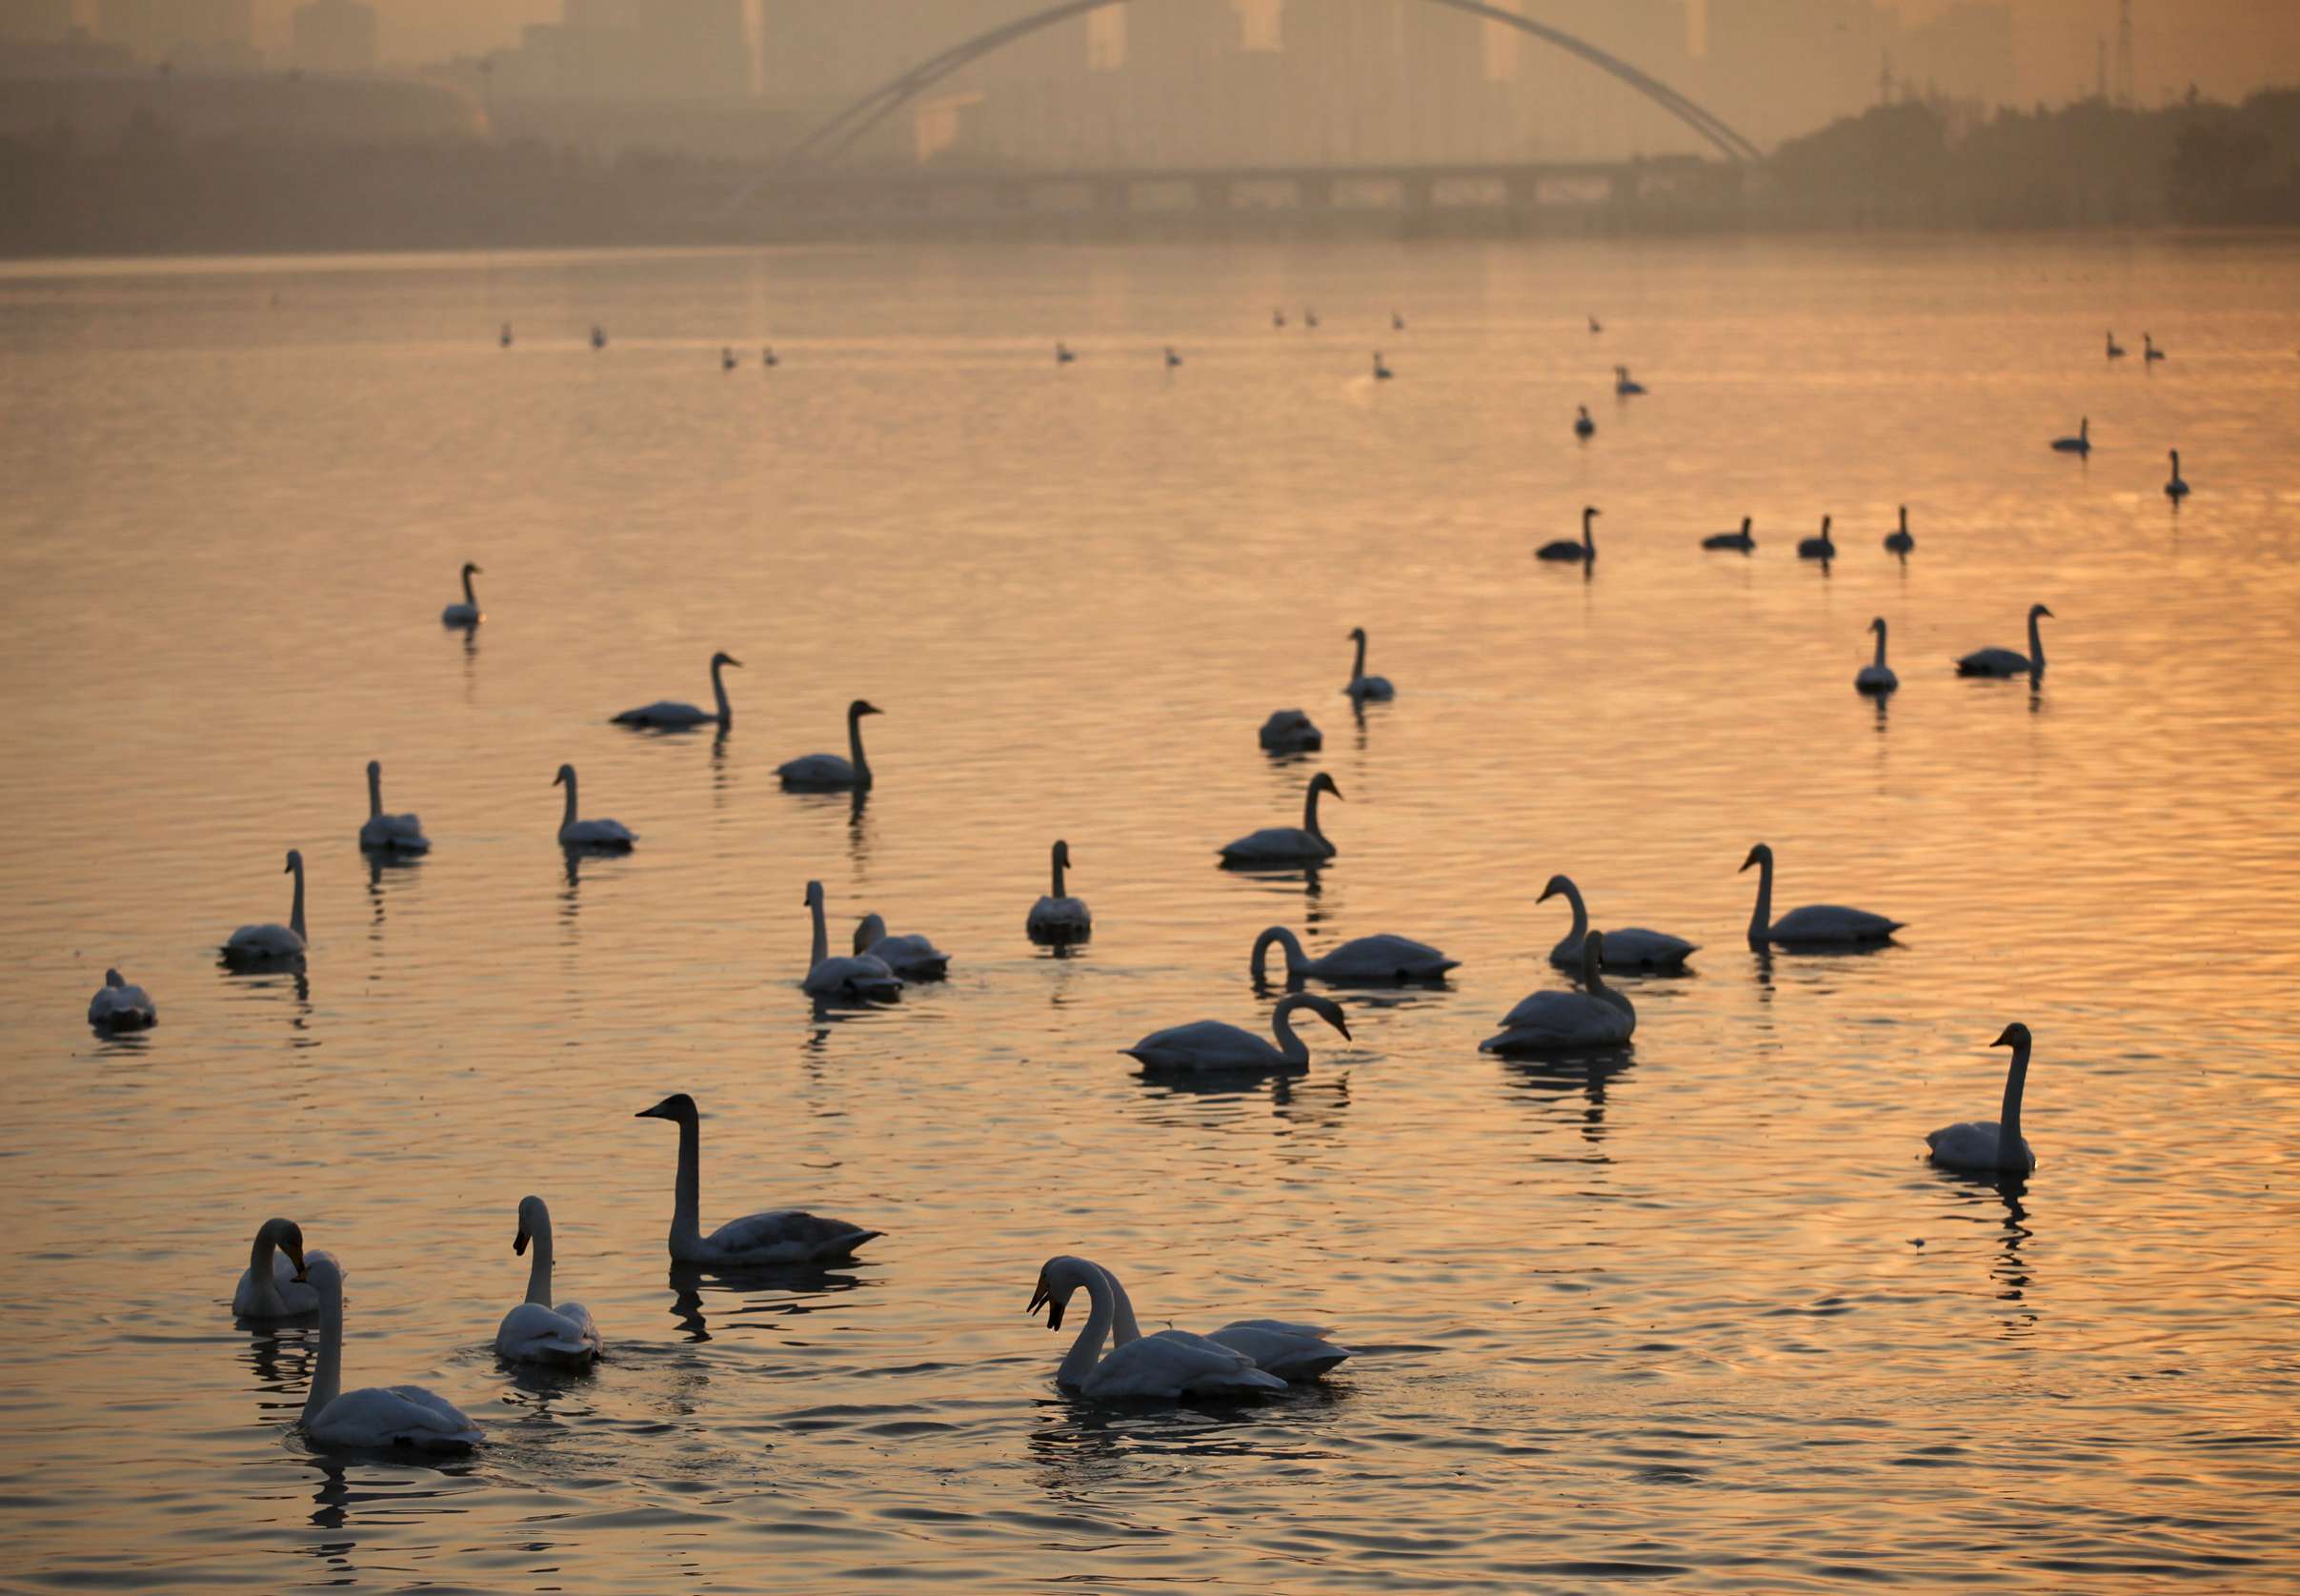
[2,236,2297,1592]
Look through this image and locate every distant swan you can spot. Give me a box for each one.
[1797,515,1836,560]
[1304,308,1319,329]
[494,1195,602,1368]
[1056,341,1076,364]
[1703,515,1755,552]
[1097,1260,1355,1380]
[1164,345,1182,369]
[613,651,742,729]
[1926,1023,2037,1172]
[359,760,430,853]
[2050,417,2090,455]
[634,1092,881,1263]
[298,1254,483,1453]
[1259,709,1321,752]
[499,322,513,349]
[1481,930,1636,1053]
[1588,313,1603,333]
[1537,506,1600,562]
[853,912,950,980]
[1272,308,1286,328]
[1955,602,2052,677]
[1343,626,1394,701]
[1538,876,1693,972]
[88,967,156,1030]
[1856,616,1899,694]
[2164,449,2189,501]
[232,1216,314,1319]
[1573,405,1595,438]
[224,850,307,960]
[1613,365,1644,394]
[1739,842,1903,948]
[2106,331,2125,359]
[1884,505,1914,554]
[1027,839,1092,942]
[553,764,636,848]
[2144,332,2165,362]
[720,347,736,371]
[1029,1256,1283,1400]
[763,346,778,368]
[1392,310,1405,331]
[1251,924,1457,985]
[1219,771,1341,865]
[802,880,901,999]
[1372,351,1393,380]
[440,562,483,627]
[1124,991,1350,1074]
[777,699,881,791]
[590,325,606,350]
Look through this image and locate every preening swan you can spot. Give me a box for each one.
[1372,351,1393,380]
[1926,1023,2038,1173]
[439,562,483,627]
[777,699,881,790]
[1027,839,1092,942]
[1955,603,2052,677]
[298,1254,483,1453]
[232,1216,315,1319]
[2144,332,2165,362]
[1613,366,1645,395]
[359,760,430,853]
[2106,331,2125,359]
[1856,616,1899,694]
[1259,709,1321,752]
[1797,515,1836,560]
[1703,516,1755,552]
[1124,991,1350,1074]
[1482,930,1636,1053]
[1219,771,1341,864]
[1097,1260,1355,1380]
[2165,449,2189,500]
[554,764,636,848]
[801,879,900,1000]
[1574,405,1595,438]
[1537,506,1600,563]
[2050,417,2090,455]
[88,968,156,1030]
[494,1196,602,1367]
[1538,876,1693,972]
[225,849,308,960]
[853,913,950,980]
[1251,924,1457,985]
[634,1092,881,1264]
[1739,842,1904,949]
[1343,627,1394,701]
[1884,506,1914,554]
[1029,1256,1284,1400]
[613,651,742,729]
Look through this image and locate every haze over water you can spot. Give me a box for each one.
[2,236,2297,1591]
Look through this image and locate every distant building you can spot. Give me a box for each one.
[292,0,377,76]
[487,0,751,102]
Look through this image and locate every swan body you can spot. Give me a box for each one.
[1740,842,1903,948]
[613,651,740,729]
[225,849,308,960]
[1884,505,1914,554]
[1342,627,1394,701]
[1855,616,1900,694]
[1219,771,1341,864]
[494,1196,601,1367]
[1703,516,1755,551]
[1029,1257,1285,1400]
[2165,449,2189,500]
[1926,1023,2038,1172]
[853,913,950,979]
[439,561,483,627]
[1098,1263,1354,1380]
[298,1254,483,1453]
[1028,839,1092,942]
[1537,505,1601,563]
[2050,417,2090,455]
[1612,365,1644,394]
[1482,930,1637,1053]
[1573,405,1595,438]
[88,968,155,1029]
[635,1092,880,1264]
[801,880,901,999]
[553,764,636,847]
[1537,876,1693,972]
[1252,925,1456,985]
[1797,515,1836,559]
[1259,709,1322,752]
[2106,331,2124,359]
[1124,992,1350,1074]
[1955,603,2052,677]
[2144,333,2165,362]
[777,699,880,790]
[359,759,430,853]
[232,1217,315,1318]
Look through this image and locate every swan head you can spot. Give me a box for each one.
[1052,838,1072,869]
[1297,993,1352,1040]
[105,967,125,987]
[1869,616,1886,636]
[848,698,882,719]
[1027,1255,1099,1330]
[803,879,825,909]
[1347,626,1367,644]
[1741,516,1752,532]
[1820,515,1832,535]
[1739,842,1772,873]
[635,1092,697,1123]
[1991,1022,2031,1051]
[1308,771,1342,802]
[462,562,481,577]
[283,848,302,874]
[1536,874,1573,904]
[711,652,743,670]
[259,1217,309,1280]
[366,758,381,779]
[553,763,575,788]
[514,1194,549,1254]
[2029,603,2054,621]
[852,913,887,955]
[1584,505,1602,523]
[300,1251,342,1297]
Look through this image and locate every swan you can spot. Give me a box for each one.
[763,346,779,368]
[1703,515,1755,552]
[1304,308,1319,329]
[1027,839,1092,942]
[1537,876,1693,972]
[2106,331,2125,358]
[88,968,156,1030]
[613,651,742,729]
[1955,603,2052,677]
[1219,771,1341,864]
[1884,505,1914,553]
[1613,365,1644,395]
[1372,351,1392,380]
[1056,341,1076,364]
[297,1255,483,1453]
[553,764,635,848]
[1926,1023,2038,1173]
[1392,310,1405,331]
[1855,616,1899,694]
[1343,627,1394,701]
[853,913,950,979]
[1273,308,1286,328]
[1739,842,1903,948]
[1124,991,1350,1074]
[1482,931,1636,1053]
[499,322,513,349]
[1797,515,1836,560]
[2050,417,2090,455]
[634,1092,881,1264]
[1251,924,1457,985]
[439,562,483,627]
[2144,332,2165,362]
[494,1196,602,1367]
[2165,449,2189,501]
[1164,345,1182,369]
[1537,506,1600,562]
[1028,1256,1284,1400]
[1573,405,1595,438]
[232,1216,315,1318]
[720,347,736,371]
[801,880,901,1000]
[777,699,881,790]
[358,760,430,853]
[591,325,606,349]
[1096,1261,1354,1380]
[1588,313,1603,333]
[1259,709,1321,752]
[225,849,307,960]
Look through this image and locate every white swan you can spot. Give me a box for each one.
[359,760,430,853]
[853,913,950,979]
[801,879,900,999]
[439,562,483,627]
[1613,365,1645,395]
[1956,603,2052,677]
[1884,505,1914,554]
[88,968,156,1029]
[1797,515,1836,559]
[1259,709,1322,752]
[2050,417,2090,455]
[1251,925,1457,985]
[1537,876,1694,972]
[1573,404,1595,438]
[1124,991,1350,1074]
[634,1092,881,1264]
[2144,332,2165,362]
[1219,771,1341,864]
[2165,449,2189,501]
[232,1216,315,1318]
[1097,1261,1355,1380]
[1739,842,1903,948]
[1702,515,1755,551]
[1481,930,1636,1053]
[1537,506,1600,562]
[297,1254,483,1453]
[1343,627,1394,701]
[777,699,881,790]
[1926,1023,2038,1173]
[1856,616,1899,694]
[1027,839,1092,942]
[613,651,741,729]
[225,849,308,960]
[494,1196,602,1367]
[1028,1256,1285,1400]
[554,764,636,848]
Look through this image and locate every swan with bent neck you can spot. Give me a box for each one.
[1482,930,1637,1052]
[1093,1260,1354,1380]
[1926,1023,2037,1172]
[88,967,156,1030]
[440,562,483,627]
[852,912,950,979]
[1856,617,1899,694]
[359,760,430,853]
[1124,991,1350,1073]
[1251,924,1456,985]
[802,880,900,999]
[777,699,881,790]
[224,849,307,960]
[298,1253,484,1452]
[1343,627,1394,701]
[232,1216,314,1319]
[634,1092,881,1264]
[1027,1256,1284,1400]
[494,1195,602,1366]
[613,651,742,729]
[1739,842,1904,948]
[554,764,636,848]
[1537,877,1694,971]
[1219,772,1341,864]
[1956,603,2052,677]
[1027,839,1092,941]
[1259,709,1322,752]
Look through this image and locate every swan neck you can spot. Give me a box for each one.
[367,764,382,819]
[809,893,828,970]
[2028,612,2046,672]
[525,1217,555,1306]
[1252,926,1306,980]
[1056,1266,1116,1387]
[561,773,578,833]
[461,568,476,606]
[1873,623,1889,669]
[289,858,306,941]
[847,707,871,785]
[1102,1265,1142,1345]
[1583,512,1595,552]
[303,1278,343,1423]
[1748,854,1773,946]
[1051,848,1066,899]
[712,659,732,724]
[671,1114,702,1252]
[1302,782,1325,840]
[1351,633,1366,681]
[1998,1040,2029,1155]
[1271,997,1312,1063]
[248,1229,277,1310]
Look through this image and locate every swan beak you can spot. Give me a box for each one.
[1536,884,1557,903]
[728,657,743,668]
[634,1103,666,1120]
[1738,850,1760,872]
[1990,1025,2023,1048]
[514,1227,531,1255]
[1334,1019,1354,1040]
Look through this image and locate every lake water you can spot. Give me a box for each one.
[2,234,2297,1592]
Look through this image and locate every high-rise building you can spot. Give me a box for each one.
[292,0,378,75]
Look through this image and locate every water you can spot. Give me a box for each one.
[3,235,2298,1592]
